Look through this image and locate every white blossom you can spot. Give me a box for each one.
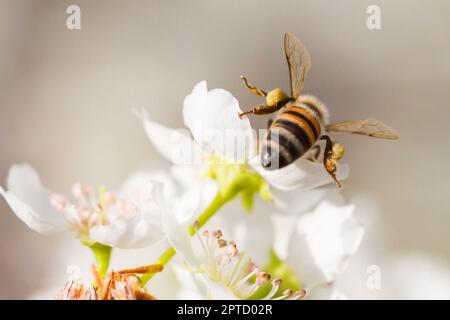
[0,164,168,249]
[168,189,364,300]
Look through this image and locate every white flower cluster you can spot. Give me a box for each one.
[0,81,363,300]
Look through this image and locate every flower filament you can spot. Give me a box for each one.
[196,229,305,300]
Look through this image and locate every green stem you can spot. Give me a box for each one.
[142,191,236,286]
[188,191,235,236]
[141,246,176,286]
[89,242,112,278]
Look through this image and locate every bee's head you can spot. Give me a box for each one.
[260,134,290,170]
[265,88,291,107]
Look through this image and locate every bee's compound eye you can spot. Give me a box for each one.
[261,141,293,170]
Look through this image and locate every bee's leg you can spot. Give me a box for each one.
[320,135,343,188]
[239,104,283,119]
[240,75,267,97]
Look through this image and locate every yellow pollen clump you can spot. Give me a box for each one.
[332,143,345,160]
[266,88,288,107]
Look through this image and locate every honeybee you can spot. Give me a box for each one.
[239,32,399,187]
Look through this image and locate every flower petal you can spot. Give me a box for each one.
[89,215,163,249]
[305,285,348,300]
[250,156,349,191]
[208,199,275,264]
[170,165,218,223]
[271,213,297,260]
[119,170,178,203]
[287,197,364,286]
[155,181,199,268]
[135,108,203,166]
[90,176,173,249]
[272,185,332,215]
[207,281,239,300]
[172,264,211,300]
[381,254,450,299]
[183,81,255,162]
[0,164,68,234]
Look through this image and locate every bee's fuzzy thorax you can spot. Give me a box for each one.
[297,95,330,125]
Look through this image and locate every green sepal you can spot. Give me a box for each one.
[84,242,112,278]
[204,158,273,212]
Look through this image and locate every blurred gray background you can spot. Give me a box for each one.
[1,0,449,298]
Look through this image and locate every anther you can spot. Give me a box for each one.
[283,289,293,297]
[293,289,307,299]
[212,230,223,239]
[227,243,238,257]
[271,278,282,286]
[217,239,227,247]
[193,220,200,230]
[94,203,103,213]
[256,272,271,286]
[218,254,231,267]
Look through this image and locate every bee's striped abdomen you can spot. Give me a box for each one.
[261,105,321,170]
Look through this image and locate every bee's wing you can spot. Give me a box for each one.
[325,118,399,139]
[284,32,311,99]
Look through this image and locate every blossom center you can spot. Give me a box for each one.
[203,157,272,212]
[195,229,305,300]
[50,183,145,243]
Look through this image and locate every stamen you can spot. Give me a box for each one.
[191,229,305,300]
[209,234,219,256]
[226,251,245,287]
[272,278,282,286]
[212,230,223,238]
[217,239,227,247]
[94,203,103,213]
[290,289,307,300]
[256,272,270,286]
[243,282,260,298]
[283,289,293,296]
[195,228,213,272]
[262,278,282,300]
[227,242,238,257]
[273,289,293,300]
[218,254,231,267]
[234,265,259,289]
[193,220,200,230]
